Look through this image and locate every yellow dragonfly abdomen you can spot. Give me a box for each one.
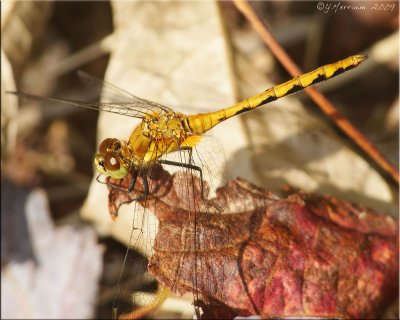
[186,54,367,135]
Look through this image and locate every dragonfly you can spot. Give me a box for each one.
[10,54,367,192]
[9,54,367,318]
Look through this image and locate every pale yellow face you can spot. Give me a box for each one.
[94,138,129,179]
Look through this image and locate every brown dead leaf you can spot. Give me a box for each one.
[108,165,398,319]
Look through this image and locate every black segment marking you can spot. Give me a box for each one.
[217,111,227,122]
[331,67,345,77]
[234,106,253,116]
[309,74,327,85]
[285,84,304,95]
[321,66,328,79]
[260,95,278,104]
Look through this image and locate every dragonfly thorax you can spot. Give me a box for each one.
[142,111,187,140]
[125,111,192,164]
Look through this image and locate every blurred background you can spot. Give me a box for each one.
[1,1,398,319]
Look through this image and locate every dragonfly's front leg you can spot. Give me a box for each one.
[124,168,149,200]
[97,169,149,201]
[159,150,206,200]
[132,169,149,201]
[127,171,138,193]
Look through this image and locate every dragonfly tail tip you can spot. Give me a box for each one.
[358,54,368,63]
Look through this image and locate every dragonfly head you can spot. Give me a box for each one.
[94,138,129,179]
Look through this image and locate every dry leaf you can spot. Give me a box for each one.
[107,166,398,319]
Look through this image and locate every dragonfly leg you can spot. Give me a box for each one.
[158,159,205,199]
[96,173,105,184]
[97,171,138,194]
[127,171,138,193]
[131,170,149,201]
[97,170,149,201]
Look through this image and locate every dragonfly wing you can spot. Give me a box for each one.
[97,102,170,118]
[78,71,175,114]
[8,91,158,119]
[78,70,138,103]
[9,75,176,119]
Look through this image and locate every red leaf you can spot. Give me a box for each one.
[108,165,398,319]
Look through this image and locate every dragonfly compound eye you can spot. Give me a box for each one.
[94,152,128,179]
[100,152,129,179]
[94,154,107,175]
[99,138,121,155]
[104,152,121,170]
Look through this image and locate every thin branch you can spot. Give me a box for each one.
[232,0,399,186]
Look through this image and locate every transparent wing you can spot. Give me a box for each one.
[8,72,175,119]
[77,71,175,115]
